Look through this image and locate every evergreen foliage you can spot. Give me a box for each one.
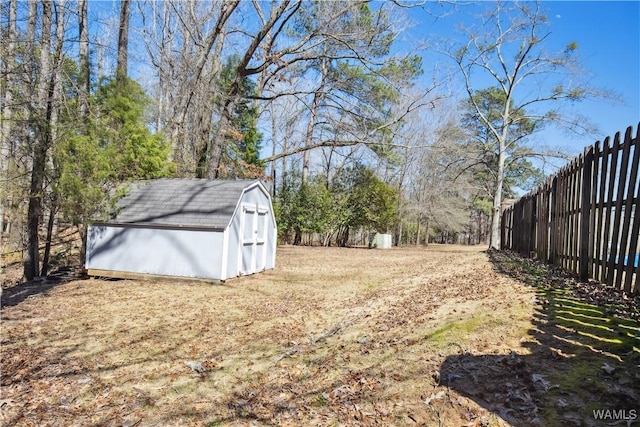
[276,164,398,246]
[54,77,172,230]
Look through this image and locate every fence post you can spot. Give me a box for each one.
[580,146,594,281]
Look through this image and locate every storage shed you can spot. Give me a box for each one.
[86,179,277,281]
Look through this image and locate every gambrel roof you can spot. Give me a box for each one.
[110,179,266,230]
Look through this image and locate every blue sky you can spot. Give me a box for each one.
[81,0,638,170]
[406,1,640,161]
[541,1,639,152]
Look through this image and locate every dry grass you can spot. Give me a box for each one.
[1,245,638,426]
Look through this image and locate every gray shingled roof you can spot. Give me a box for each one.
[110,179,262,229]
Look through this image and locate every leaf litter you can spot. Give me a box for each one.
[1,245,638,426]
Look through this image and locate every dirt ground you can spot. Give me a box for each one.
[1,245,639,426]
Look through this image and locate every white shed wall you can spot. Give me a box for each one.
[86,225,224,279]
[227,218,240,278]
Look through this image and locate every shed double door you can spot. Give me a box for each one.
[241,206,268,275]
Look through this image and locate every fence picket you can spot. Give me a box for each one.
[622,124,640,293]
[596,138,611,282]
[603,133,621,285]
[582,141,601,280]
[609,130,632,289]
[581,147,594,280]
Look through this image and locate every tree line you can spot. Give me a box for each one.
[0,0,608,280]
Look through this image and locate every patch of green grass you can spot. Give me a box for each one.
[563,360,608,393]
[540,359,609,424]
[298,371,311,382]
[545,291,640,354]
[312,392,328,407]
[363,280,382,290]
[423,317,483,348]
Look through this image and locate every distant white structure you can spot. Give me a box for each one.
[373,233,392,249]
[86,179,277,281]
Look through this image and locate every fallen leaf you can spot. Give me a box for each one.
[601,363,615,374]
[424,390,446,405]
[531,373,551,391]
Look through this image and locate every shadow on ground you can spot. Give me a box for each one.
[439,250,640,426]
[1,266,84,307]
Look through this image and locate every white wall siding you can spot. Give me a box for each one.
[87,225,224,279]
[227,209,242,277]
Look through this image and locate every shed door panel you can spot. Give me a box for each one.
[241,207,256,275]
[240,206,271,275]
[255,211,268,271]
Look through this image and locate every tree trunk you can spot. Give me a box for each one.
[26,1,37,87]
[24,0,65,281]
[425,218,430,246]
[490,140,506,249]
[203,0,298,179]
[302,90,321,184]
[41,196,58,276]
[195,27,227,178]
[338,226,349,247]
[396,219,403,247]
[117,0,130,82]
[78,0,89,115]
[79,224,88,266]
[269,106,278,197]
[41,1,65,277]
[204,107,232,178]
[97,38,103,81]
[25,0,53,281]
[0,0,17,247]
[293,227,302,246]
[280,118,291,193]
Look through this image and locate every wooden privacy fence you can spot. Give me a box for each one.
[502,123,640,295]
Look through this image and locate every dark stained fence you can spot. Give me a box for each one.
[501,123,640,295]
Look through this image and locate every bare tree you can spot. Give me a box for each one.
[23,0,68,280]
[0,0,17,251]
[266,94,304,193]
[444,0,613,249]
[138,0,239,175]
[0,1,44,267]
[24,0,53,280]
[389,101,471,246]
[410,136,472,245]
[204,0,301,178]
[40,0,66,276]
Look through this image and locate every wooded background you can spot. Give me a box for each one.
[0,1,621,280]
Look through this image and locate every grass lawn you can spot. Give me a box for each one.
[1,245,638,426]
